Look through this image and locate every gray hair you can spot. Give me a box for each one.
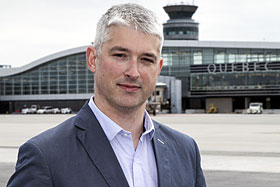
[94,3,163,55]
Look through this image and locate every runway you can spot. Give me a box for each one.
[1,114,280,186]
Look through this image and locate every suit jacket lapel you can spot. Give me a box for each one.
[74,102,129,187]
[153,121,171,187]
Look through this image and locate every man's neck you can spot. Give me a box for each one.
[94,97,146,149]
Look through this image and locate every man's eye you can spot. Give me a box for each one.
[113,53,126,58]
[142,58,154,63]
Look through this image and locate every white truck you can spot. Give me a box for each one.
[37,106,54,114]
[247,103,263,114]
[61,107,72,114]
[21,105,38,114]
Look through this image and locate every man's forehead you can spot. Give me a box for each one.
[103,26,159,49]
[106,26,161,48]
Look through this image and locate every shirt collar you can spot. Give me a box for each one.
[88,96,155,141]
[88,96,122,141]
[143,111,155,140]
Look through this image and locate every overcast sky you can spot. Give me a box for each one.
[1,0,280,67]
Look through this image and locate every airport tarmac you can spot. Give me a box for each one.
[1,114,280,187]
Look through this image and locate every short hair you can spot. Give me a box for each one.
[94,3,163,55]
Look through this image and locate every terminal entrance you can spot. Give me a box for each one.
[232,97,245,111]
[205,96,280,113]
[0,101,10,114]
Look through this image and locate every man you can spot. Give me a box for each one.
[8,3,206,187]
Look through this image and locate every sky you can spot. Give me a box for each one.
[1,0,280,67]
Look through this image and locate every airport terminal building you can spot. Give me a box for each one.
[1,4,280,113]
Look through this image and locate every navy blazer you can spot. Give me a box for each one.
[8,102,206,187]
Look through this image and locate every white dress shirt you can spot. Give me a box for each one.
[88,97,158,187]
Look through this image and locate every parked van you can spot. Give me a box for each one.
[247,103,263,114]
[21,105,39,114]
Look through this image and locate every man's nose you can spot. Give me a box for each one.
[124,58,140,80]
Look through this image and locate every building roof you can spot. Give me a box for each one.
[163,40,280,49]
[0,46,88,77]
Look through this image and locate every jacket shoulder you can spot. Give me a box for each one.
[153,120,206,186]
[153,120,195,144]
[29,116,76,146]
[153,120,202,161]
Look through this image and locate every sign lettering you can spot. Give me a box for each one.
[208,62,272,74]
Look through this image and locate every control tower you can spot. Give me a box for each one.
[163,2,199,40]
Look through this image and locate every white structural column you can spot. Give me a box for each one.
[171,79,182,113]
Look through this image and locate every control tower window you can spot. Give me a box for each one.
[164,27,198,36]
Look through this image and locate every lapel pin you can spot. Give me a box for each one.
[157,138,165,145]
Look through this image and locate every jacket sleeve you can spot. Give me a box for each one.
[193,140,207,187]
[7,141,53,187]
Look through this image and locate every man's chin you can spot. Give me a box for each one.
[117,99,146,111]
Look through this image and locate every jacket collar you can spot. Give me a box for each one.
[74,101,171,187]
[74,101,129,187]
[153,121,171,187]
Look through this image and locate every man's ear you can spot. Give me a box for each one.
[86,46,98,73]
[157,58,163,77]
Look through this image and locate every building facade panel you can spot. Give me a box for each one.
[0,53,93,96]
[1,43,280,113]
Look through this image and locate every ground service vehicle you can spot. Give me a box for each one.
[207,104,218,113]
[21,105,39,114]
[37,106,54,114]
[61,108,72,114]
[247,103,263,114]
[53,108,61,114]
[146,83,169,115]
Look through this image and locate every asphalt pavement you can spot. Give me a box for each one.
[1,114,280,186]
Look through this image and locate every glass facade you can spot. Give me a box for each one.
[1,47,280,97]
[188,48,280,94]
[162,47,280,65]
[160,47,280,96]
[0,53,94,96]
[1,45,280,112]
[191,71,280,91]
[162,47,279,68]
[161,48,192,76]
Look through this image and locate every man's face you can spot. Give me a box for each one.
[87,26,163,112]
